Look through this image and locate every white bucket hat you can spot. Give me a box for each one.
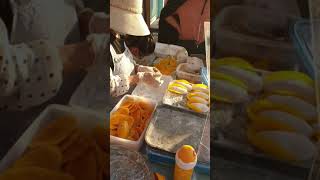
[110,0,150,36]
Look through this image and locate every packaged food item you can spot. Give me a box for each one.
[212,72,249,103]
[174,145,197,180]
[247,129,316,161]
[213,57,263,93]
[263,71,315,104]
[247,100,313,136]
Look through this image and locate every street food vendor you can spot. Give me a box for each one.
[0,0,108,112]
[110,0,162,97]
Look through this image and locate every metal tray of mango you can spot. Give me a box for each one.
[162,79,210,115]
[212,57,319,173]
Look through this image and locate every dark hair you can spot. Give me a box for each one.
[110,30,126,54]
[124,35,156,57]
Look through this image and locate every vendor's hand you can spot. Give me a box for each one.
[137,65,155,73]
[138,66,162,82]
[138,65,162,75]
[153,68,162,82]
[138,72,161,88]
[129,75,139,86]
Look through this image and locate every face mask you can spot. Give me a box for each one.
[10,0,80,46]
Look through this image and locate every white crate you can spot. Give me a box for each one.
[110,95,157,151]
[0,104,106,173]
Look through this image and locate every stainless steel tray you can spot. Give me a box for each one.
[145,104,207,153]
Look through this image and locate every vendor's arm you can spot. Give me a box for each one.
[110,69,139,97]
[59,41,95,74]
[0,40,63,111]
[60,33,109,74]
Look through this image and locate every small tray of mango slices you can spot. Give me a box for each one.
[163,80,210,114]
[212,57,318,169]
[0,104,107,180]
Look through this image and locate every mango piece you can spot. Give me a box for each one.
[31,117,77,147]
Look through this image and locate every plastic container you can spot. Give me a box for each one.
[176,63,202,83]
[132,75,173,103]
[0,104,106,172]
[154,42,188,59]
[110,95,157,151]
[69,60,109,114]
[200,68,208,86]
[215,6,299,70]
[291,20,316,78]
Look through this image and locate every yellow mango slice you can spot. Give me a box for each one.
[31,117,77,147]
[14,145,62,170]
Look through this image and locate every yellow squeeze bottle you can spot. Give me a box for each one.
[174,145,197,180]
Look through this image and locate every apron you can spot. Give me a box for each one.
[109,43,136,108]
[10,0,81,46]
[110,43,135,77]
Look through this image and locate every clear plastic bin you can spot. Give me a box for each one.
[215,6,299,70]
[291,20,317,78]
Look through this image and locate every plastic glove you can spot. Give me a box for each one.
[137,72,161,88]
[137,65,157,73]
[138,66,162,79]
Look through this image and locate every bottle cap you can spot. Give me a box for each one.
[175,145,197,170]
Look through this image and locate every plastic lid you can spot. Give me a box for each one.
[177,145,197,163]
